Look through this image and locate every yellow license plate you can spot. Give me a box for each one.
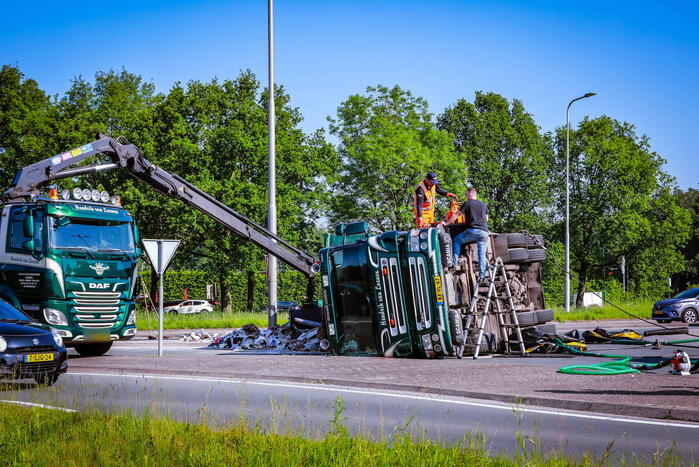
[434,275,444,303]
[25,353,55,363]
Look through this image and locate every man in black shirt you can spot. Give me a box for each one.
[444,188,489,279]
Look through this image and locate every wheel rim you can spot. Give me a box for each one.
[685,309,697,323]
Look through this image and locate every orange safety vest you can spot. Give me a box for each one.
[445,199,465,224]
[414,181,436,224]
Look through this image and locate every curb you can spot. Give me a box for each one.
[68,365,699,423]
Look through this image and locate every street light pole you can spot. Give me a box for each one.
[267,0,278,327]
[565,92,596,313]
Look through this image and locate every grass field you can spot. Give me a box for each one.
[136,300,655,330]
[0,402,653,466]
[552,300,654,322]
[135,310,287,330]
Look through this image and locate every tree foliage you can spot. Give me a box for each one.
[329,85,466,231]
[551,116,691,304]
[437,92,553,232]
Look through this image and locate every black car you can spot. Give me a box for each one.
[0,299,68,385]
[652,287,699,324]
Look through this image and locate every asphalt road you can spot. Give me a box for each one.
[1,372,698,463]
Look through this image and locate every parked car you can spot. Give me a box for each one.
[163,300,213,315]
[652,287,699,324]
[0,299,67,385]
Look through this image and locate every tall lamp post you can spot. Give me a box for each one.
[565,92,596,313]
[267,0,278,327]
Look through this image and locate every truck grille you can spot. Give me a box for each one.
[70,291,122,329]
[379,257,407,336]
[408,257,431,330]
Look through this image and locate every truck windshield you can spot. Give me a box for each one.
[48,217,135,253]
[331,244,378,354]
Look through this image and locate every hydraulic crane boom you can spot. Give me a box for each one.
[3,134,320,277]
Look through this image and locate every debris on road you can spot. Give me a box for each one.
[186,323,327,353]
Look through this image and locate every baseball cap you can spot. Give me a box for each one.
[426,172,439,183]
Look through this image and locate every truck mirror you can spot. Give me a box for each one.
[23,212,35,238]
[133,224,140,244]
[22,239,35,253]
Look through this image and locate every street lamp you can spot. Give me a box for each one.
[565,92,596,312]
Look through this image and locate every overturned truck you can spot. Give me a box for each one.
[3,134,552,359]
[319,222,553,358]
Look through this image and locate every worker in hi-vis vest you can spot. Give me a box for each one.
[413,172,457,228]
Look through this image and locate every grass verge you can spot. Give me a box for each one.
[0,403,631,466]
[553,300,654,322]
[135,310,287,331]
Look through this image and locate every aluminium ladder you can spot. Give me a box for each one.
[463,257,527,359]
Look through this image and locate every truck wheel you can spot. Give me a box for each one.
[526,249,546,262]
[681,308,698,324]
[74,342,113,356]
[507,248,529,262]
[526,234,544,249]
[507,233,527,248]
[448,310,464,346]
[438,232,454,268]
[34,373,59,386]
[516,309,554,327]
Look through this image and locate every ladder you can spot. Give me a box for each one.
[462,257,527,359]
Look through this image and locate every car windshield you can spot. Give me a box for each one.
[673,288,699,299]
[48,217,135,253]
[0,300,32,321]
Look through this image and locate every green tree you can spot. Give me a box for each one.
[329,85,466,231]
[551,116,691,305]
[437,92,553,232]
[0,65,58,187]
[673,187,699,290]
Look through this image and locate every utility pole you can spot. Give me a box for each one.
[267,0,278,328]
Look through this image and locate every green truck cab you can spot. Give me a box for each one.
[0,193,139,356]
[320,222,461,358]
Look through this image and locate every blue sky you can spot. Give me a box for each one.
[2,1,697,188]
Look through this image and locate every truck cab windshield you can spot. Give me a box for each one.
[48,217,135,253]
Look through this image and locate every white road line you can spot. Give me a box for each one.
[68,372,699,429]
[0,400,77,413]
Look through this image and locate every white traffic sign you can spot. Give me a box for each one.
[142,239,180,274]
[142,239,180,357]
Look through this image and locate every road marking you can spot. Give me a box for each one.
[0,400,77,413]
[69,372,699,429]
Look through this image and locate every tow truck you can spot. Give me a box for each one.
[1,134,548,358]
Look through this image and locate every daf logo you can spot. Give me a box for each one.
[89,283,111,289]
[89,262,110,276]
[32,338,39,345]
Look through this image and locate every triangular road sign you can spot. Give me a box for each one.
[142,239,180,274]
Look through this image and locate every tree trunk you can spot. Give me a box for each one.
[246,270,255,313]
[219,273,232,313]
[575,262,588,307]
[305,276,316,302]
[149,272,159,312]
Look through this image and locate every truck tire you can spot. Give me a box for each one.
[74,342,113,357]
[507,248,529,263]
[532,323,557,335]
[526,249,546,262]
[526,234,544,249]
[507,233,527,248]
[516,309,554,327]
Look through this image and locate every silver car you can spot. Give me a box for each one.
[652,288,699,324]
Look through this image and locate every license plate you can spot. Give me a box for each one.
[84,329,111,342]
[24,353,55,363]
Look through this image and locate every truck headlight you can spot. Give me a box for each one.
[44,308,68,326]
[126,310,136,326]
[51,328,64,348]
[0,336,6,352]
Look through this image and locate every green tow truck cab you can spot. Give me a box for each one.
[0,192,139,356]
[320,222,461,358]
